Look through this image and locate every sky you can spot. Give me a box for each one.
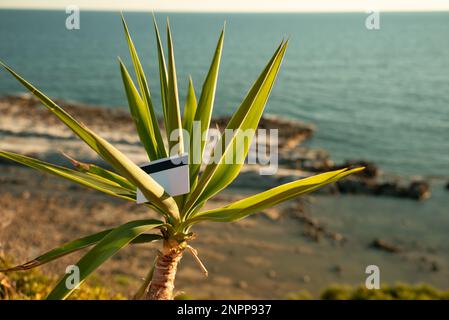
[1,0,449,13]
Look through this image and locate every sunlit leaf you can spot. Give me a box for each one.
[152,14,170,140]
[0,150,136,201]
[0,230,161,273]
[189,26,225,184]
[182,76,197,142]
[120,14,167,159]
[46,219,164,300]
[184,41,288,216]
[119,59,159,160]
[165,18,184,154]
[62,152,135,190]
[187,168,363,224]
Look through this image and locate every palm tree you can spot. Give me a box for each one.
[0,14,362,300]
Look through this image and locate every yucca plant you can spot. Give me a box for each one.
[0,14,362,300]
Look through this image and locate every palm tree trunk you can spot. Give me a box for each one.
[145,240,184,300]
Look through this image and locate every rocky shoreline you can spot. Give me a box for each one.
[0,94,434,201]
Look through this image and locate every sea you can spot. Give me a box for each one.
[1,10,448,177]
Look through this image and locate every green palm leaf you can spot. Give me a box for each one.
[0,61,101,155]
[182,76,197,142]
[120,14,167,159]
[188,168,363,224]
[165,19,184,154]
[46,219,164,300]
[184,41,288,216]
[182,76,198,190]
[130,233,164,244]
[118,58,160,160]
[1,229,111,272]
[189,26,225,183]
[0,150,136,201]
[0,230,161,273]
[63,152,135,190]
[152,14,170,137]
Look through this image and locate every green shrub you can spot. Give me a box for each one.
[320,283,449,300]
[286,290,313,300]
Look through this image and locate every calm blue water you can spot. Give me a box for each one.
[1,10,448,177]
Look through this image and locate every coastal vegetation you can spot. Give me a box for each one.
[0,15,361,299]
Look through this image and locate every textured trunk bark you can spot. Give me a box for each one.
[145,240,184,300]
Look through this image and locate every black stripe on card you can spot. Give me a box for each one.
[140,156,188,174]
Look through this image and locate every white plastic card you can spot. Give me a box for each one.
[136,153,190,204]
